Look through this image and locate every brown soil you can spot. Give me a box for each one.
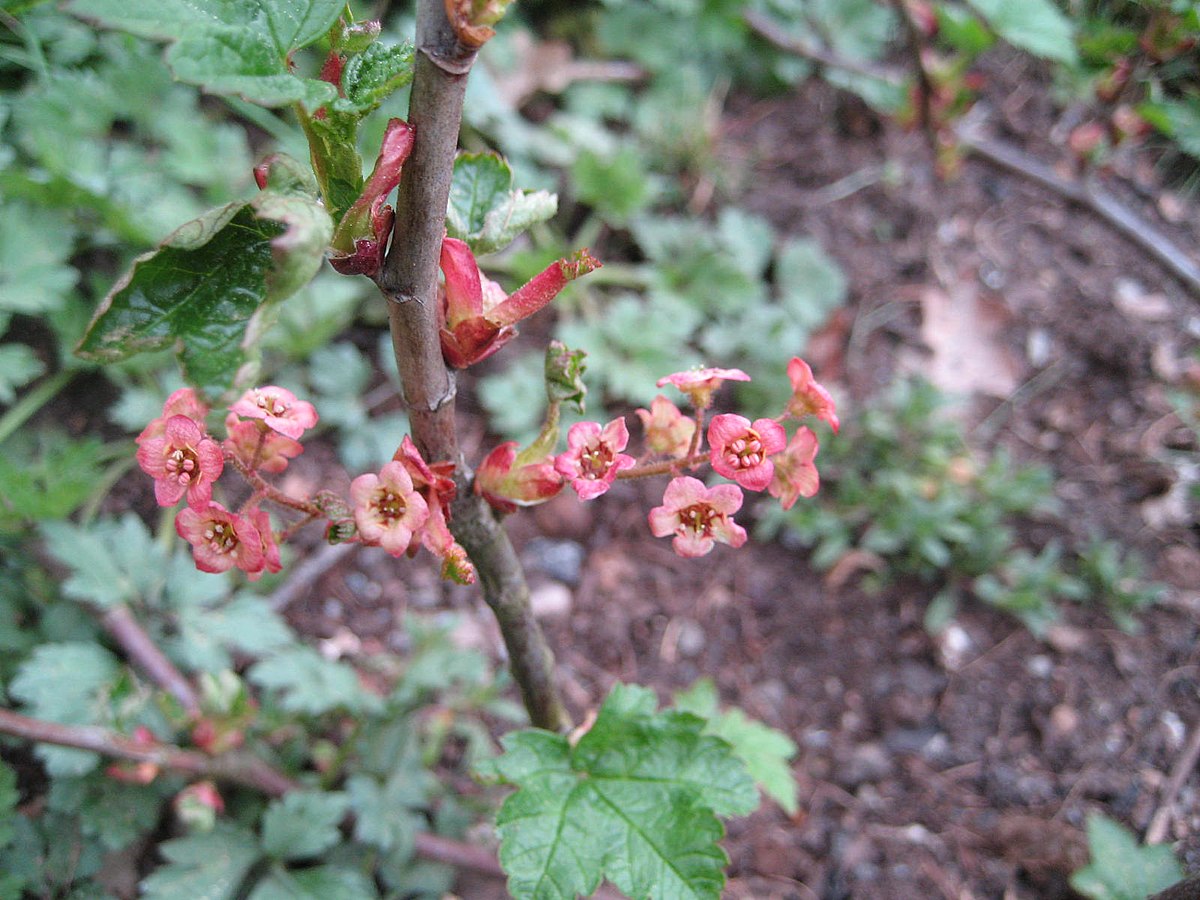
[279,64,1200,899]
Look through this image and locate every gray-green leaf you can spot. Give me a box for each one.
[141,823,260,900]
[446,153,557,255]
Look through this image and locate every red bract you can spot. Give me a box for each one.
[785,357,839,433]
[769,427,820,510]
[648,476,748,558]
[136,388,209,445]
[176,503,265,576]
[391,436,476,584]
[708,414,786,492]
[635,395,695,459]
[554,418,636,500]
[228,386,318,441]
[656,366,751,410]
[328,118,415,276]
[222,413,304,474]
[136,415,225,509]
[438,237,601,368]
[350,460,430,556]
[475,442,564,513]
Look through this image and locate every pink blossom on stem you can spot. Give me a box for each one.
[391,436,476,584]
[648,476,748,558]
[784,357,839,433]
[246,507,282,579]
[350,461,430,556]
[136,388,209,445]
[228,386,318,440]
[554,418,636,500]
[175,502,265,576]
[136,415,225,509]
[475,442,564,513]
[708,414,787,492]
[223,413,303,474]
[635,395,696,458]
[768,426,820,510]
[656,366,751,410]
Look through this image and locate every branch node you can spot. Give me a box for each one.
[420,45,476,77]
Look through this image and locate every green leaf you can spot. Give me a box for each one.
[673,680,799,815]
[1143,98,1200,161]
[346,772,423,857]
[1069,814,1183,900]
[65,0,343,108]
[966,0,1077,65]
[333,42,415,115]
[141,822,260,900]
[0,346,46,405]
[170,594,294,673]
[0,762,18,850]
[40,514,165,609]
[446,152,558,255]
[9,643,121,776]
[259,791,350,861]
[248,646,381,715]
[491,682,758,900]
[570,147,651,224]
[775,238,847,330]
[248,866,378,900]
[76,173,332,398]
[0,202,79,326]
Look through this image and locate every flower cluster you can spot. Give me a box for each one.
[475,357,838,558]
[135,386,474,584]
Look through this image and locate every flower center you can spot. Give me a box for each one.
[723,430,764,470]
[680,503,717,536]
[580,442,614,479]
[203,521,238,555]
[256,393,290,417]
[374,488,409,521]
[166,446,200,485]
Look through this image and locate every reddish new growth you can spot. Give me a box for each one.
[554,418,636,500]
[648,477,748,558]
[707,414,786,492]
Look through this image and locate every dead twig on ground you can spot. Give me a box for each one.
[1146,717,1200,844]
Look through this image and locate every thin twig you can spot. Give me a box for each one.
[269,542,358,612]
[743,9,899,84]
[100,605,201,718]
[1146,719,1200,844]
[957,124,1200,295]
[0,708,510,880]
[887,0,937,156]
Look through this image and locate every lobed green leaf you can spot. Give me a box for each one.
[1070,814,1183,900]
[260,791,350,861]
[447,153,558,255]
[966,0,1077,65]
[248,646,381,715]
[140,822,260,900]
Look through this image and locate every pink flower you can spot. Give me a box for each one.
[246,507,282,579]
[350,461,430,556]
[475,442,564,513]
[136,415,225,508]
[785,357,839,433]
[768,427,820,510]
[554,418,636,500]
[136,388,209,445]
[439,237,601,368]
[648,476,748,558]
[175,503,265,575]
[228,386,318,440]
[222,413,303,474]
[391,436,476,584]
[656,366,751,410]
[635,395,696,458]
[707,414,787,492]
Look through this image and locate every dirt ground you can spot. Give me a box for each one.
[274,61,1200,898]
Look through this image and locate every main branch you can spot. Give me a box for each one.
[376,0,570,732]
